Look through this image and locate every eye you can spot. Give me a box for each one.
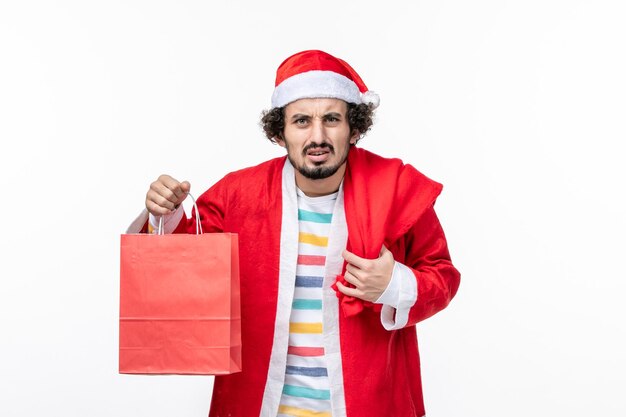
[294,118,309,126]
[324,115,341,124]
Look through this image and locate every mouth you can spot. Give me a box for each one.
[307,149,330,156]
[305,146,333,164]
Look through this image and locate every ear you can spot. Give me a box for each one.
[275,133,286,148]
[349,130,360,145]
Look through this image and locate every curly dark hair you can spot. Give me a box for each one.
[260,102,375,144]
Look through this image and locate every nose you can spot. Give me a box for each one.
[309,119,326,144]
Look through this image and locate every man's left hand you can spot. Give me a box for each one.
[336,246,395,302]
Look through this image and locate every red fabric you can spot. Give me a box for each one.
[142,147,460,417]
[331,148,444,317]
[337,148,460,417]
[275,50,368,92]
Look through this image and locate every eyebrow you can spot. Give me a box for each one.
[290,113,311,121]
[289,111,343,120]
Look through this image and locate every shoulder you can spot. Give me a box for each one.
[347,147,442,194]
[344,147,445,243]
[348,147,416,175]
[199,156,286,205]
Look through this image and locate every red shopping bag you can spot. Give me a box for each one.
[119,226,241,375]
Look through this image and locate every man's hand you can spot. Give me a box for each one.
[336,245,395,302]
[145,174,191,216]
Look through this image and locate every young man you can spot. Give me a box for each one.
[129,50,460,417]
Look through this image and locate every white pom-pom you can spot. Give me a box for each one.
[361,91,380,109]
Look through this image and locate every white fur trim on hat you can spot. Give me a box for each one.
[271,70,362,108]
[362,91,380,109]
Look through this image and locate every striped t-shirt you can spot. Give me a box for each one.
[277,189,338,417]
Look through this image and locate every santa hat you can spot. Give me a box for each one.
[271,50,380,109]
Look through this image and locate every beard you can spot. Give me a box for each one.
[287,142,349,180]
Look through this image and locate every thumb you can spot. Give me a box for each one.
[174,181,191,207]
[379,244,390,257]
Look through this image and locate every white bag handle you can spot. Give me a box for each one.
[157,192,203,235]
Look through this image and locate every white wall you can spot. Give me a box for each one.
[1,1,624,416]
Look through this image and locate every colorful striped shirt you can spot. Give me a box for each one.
[278,189,337,417]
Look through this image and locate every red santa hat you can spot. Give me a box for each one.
[271,50,380,109]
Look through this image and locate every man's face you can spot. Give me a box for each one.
[278,98,357,180]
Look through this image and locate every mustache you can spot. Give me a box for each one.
[302,142,335,155]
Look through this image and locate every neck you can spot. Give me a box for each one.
[295,162,346,197]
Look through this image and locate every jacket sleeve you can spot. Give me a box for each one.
[389,205,460,328]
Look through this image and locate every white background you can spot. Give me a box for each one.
[1,1,625,416]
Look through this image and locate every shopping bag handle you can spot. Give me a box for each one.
[157,192,203,235]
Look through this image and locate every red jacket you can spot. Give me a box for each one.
[163,147,460,417]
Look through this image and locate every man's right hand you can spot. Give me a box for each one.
[145,174,191,216]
